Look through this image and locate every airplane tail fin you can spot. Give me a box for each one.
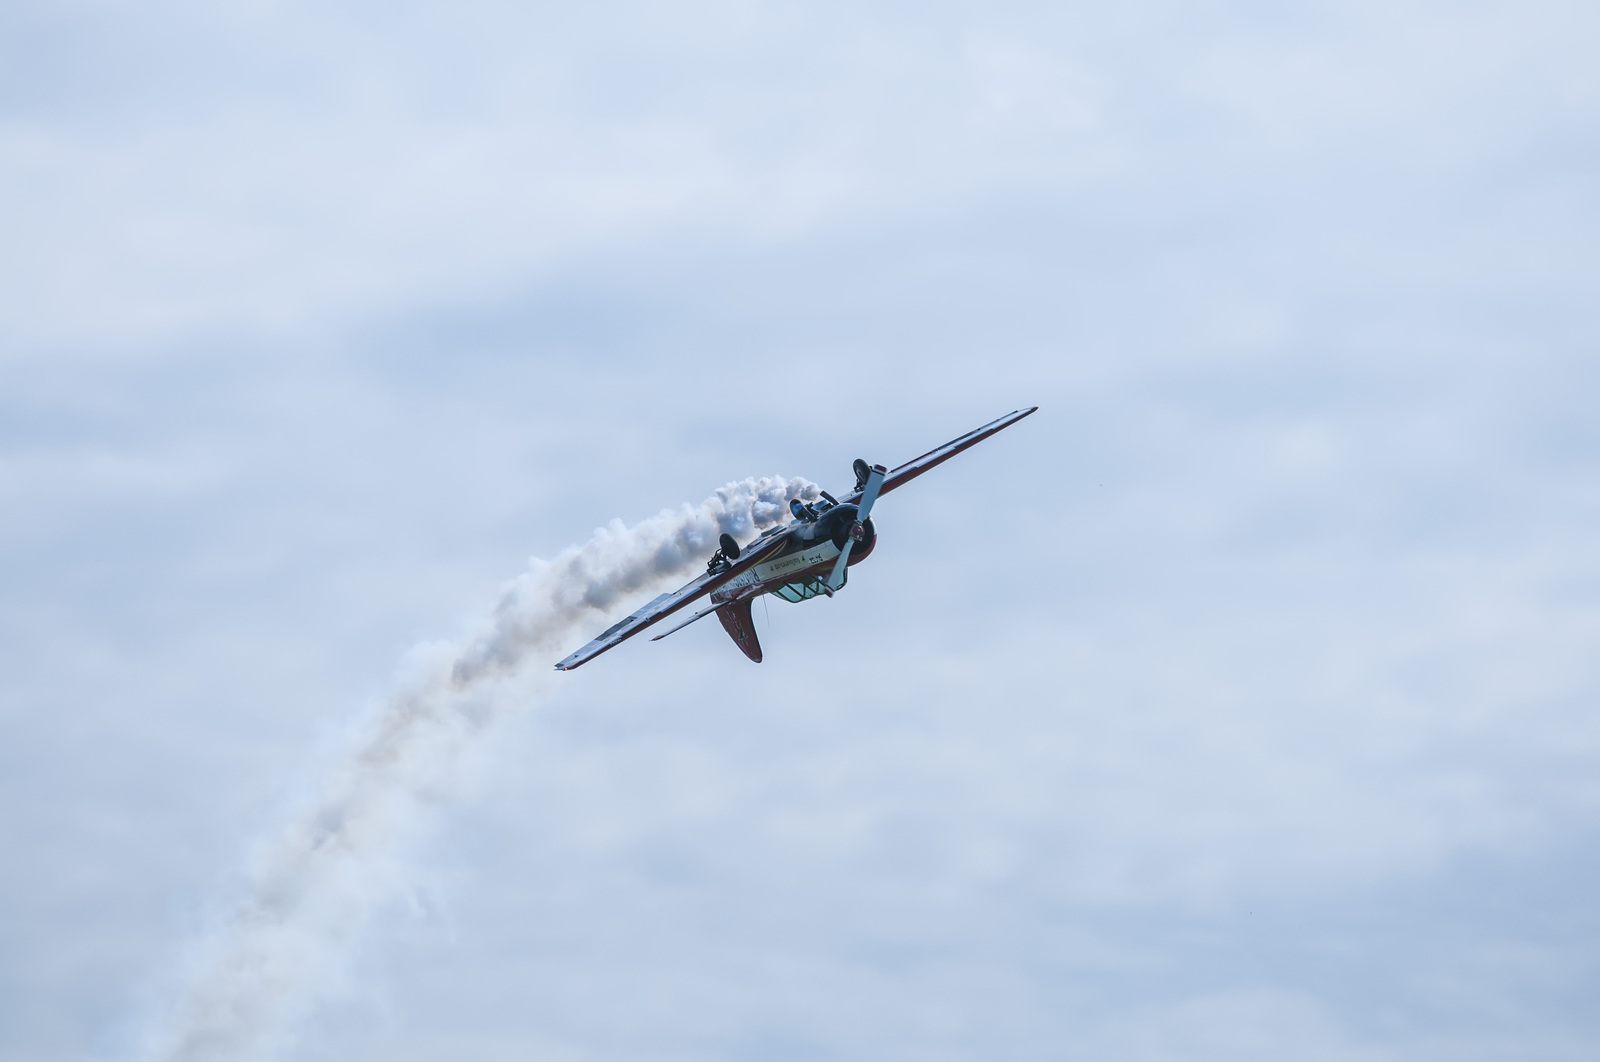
[716,596,763,663]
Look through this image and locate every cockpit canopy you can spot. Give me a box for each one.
[771,576,836,601]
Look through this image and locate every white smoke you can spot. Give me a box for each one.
[129,475,818,1062]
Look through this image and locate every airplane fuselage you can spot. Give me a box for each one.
[702,502,878,662]
[716,503,877,604]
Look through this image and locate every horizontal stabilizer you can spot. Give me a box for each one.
[650,601,722,641]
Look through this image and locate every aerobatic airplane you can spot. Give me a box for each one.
[554,406,1038,670]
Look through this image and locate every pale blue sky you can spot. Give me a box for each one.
[2,1,1598,1059]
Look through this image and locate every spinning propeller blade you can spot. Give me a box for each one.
[826,462,885,590]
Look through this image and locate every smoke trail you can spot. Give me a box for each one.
[131,475,818,1062]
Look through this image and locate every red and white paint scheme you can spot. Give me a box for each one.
[554,406,1038,670]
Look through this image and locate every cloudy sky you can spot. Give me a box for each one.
[3,0,1598,1059]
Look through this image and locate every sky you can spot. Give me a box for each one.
[2,0,1599,1059]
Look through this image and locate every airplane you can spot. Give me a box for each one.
[554,406,1038,671]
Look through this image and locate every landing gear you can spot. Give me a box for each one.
[707,532,742,575]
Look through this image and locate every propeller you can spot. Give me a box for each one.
[825,462,885,590]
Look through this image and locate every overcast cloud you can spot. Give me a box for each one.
[2,1,1598,1060]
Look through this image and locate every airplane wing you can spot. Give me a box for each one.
[553,526,794,671]
[842,406,1038,503]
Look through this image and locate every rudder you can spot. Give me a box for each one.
[715,596,763,663]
